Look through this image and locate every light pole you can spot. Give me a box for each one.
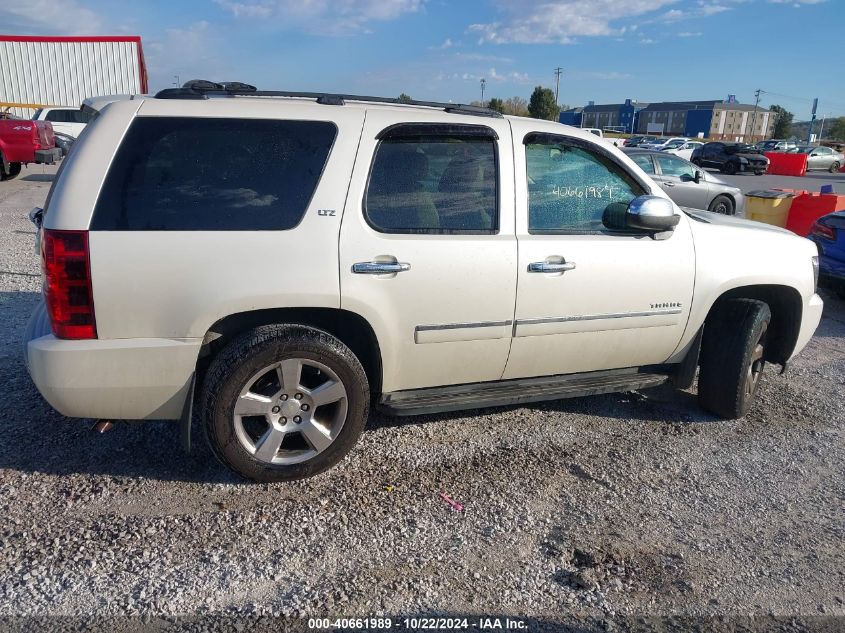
[173,75,181,88]
[480,78,486,106]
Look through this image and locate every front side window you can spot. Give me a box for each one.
[525,133,646,233]
[91,117,336,230]
[656,155,696,179]
[365,130,498,234]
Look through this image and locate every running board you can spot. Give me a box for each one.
[379,368,669,416]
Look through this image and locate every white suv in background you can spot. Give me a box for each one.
[32,107,93,138]
[24,82,823,482]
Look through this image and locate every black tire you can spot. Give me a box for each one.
[691,157,702,167]
[722,161,737,175]
[708,194,735,215]
[0,152,20,181]
[201,324,369,482]
[754,170,763,176]
[830,162,841,174]
[698,298,771,419]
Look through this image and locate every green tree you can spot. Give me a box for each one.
[528,86,560,121]
[829,117,845,141]
[770,104,793,138]
[398,93,412,103]
[487,97,505,113]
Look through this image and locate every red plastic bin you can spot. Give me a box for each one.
[764,152,808,177]
[778,191,845,236]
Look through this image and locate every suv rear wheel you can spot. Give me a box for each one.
[698,298,771,419]
[201,324,369,482]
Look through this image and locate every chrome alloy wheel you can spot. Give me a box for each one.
[745,322,768,399]
[233,358,348,465]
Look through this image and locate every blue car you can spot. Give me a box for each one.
[809,210,845,299]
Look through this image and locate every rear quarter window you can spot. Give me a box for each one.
[90,117,336,230]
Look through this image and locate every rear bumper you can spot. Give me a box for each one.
[791,293,824,361]
[34,148,62,164]
[24,300,201,420]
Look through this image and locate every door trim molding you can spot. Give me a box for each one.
[414,320,513,344]
[516,308,682,327]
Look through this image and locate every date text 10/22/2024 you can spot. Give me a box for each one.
[307,616,528,630]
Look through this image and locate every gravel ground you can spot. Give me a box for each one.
[1,164,843,632]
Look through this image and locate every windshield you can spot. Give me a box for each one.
[664,140,684,149]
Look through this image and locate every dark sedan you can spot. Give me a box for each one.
[691,142,769,175]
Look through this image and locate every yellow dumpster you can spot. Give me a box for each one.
[746,190,795,228]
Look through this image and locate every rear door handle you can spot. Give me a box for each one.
[352,261,411,274]
[528,261,576,273]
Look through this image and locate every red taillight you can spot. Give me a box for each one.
[810,220,835,241]
[42,229,97,339]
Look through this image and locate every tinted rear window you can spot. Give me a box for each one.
[91,117,336,230]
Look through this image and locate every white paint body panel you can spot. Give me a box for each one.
[0,39,145,117]
[503,118,696,379]
[339,109,518,392]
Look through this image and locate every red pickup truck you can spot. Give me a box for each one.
[0,116,62,181]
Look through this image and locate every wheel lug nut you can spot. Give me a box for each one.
[294,393,303,400]
[271,406,280,413]
[281,394,288,401]
[301,404,309,411]
[281,416,287,423]
[293,416,301,423]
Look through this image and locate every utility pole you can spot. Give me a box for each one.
[553,67,563,105]
[749,88,761,143]
[173,75,181,87]
[818,112,830,141]
[808,98,818,143]
[480,78,486,106]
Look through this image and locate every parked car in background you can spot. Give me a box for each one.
[756,139,797,153]
[793,146,844,173]
[53,132,76,157]
[640,137,689,151]
[666,140,704,161]
[625,135,658,147]
[0,118,61,181]
[23,82,822,482]
[32,107,93,139]
[691,142,769,175]
[625,148,745,215]
[808,211,845,299]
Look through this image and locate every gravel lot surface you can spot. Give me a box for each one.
[1,164,843,632]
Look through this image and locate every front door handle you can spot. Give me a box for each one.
[352,261,411,274]
[528,261,576,273]
[663,181,675,187]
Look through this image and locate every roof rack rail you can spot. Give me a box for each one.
[154,81,503,119]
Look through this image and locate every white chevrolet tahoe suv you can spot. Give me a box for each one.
[24,82,823,482]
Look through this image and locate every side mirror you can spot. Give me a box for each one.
[626,195,680,232]
[694,170,702,184]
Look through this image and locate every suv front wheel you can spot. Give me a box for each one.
[201,324,369,482]
[698,298,771,419]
